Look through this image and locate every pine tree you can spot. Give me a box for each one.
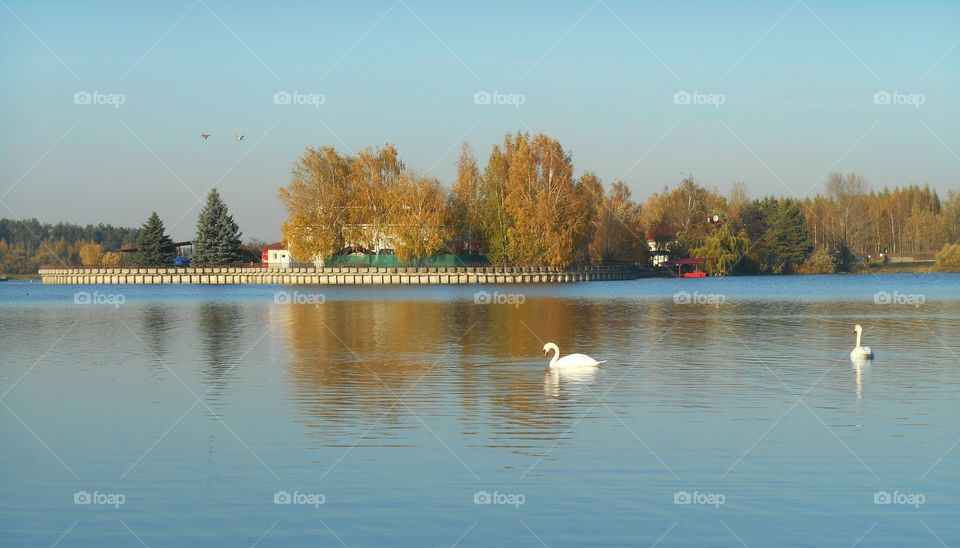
[192,189,242,265]
[134,212,175,267]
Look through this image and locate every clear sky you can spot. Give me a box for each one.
[1,0,957,241]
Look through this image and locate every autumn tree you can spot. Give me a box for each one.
[351,145,403,249]
[449,142,483,247]
[279,146,353,264]
[79,241,104,267]
[388,173,452,262]
[504,133,586,268]
[589,180,647,264]
[478,141,513,264]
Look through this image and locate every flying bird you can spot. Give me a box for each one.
[200,133,210,140]
[235,134,245,142]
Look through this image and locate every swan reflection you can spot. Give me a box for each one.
[544,366,599,399]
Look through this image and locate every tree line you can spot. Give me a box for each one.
[0,219,138,274]
[0,189,246,272]
[279,132,959,273]
[280,133,647,268]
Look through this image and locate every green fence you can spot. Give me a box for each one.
[323,253,488,268]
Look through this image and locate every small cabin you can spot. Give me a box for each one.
[261,243,291,267]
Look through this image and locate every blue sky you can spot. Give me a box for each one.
[1,0,957,240]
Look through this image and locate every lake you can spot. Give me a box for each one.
[1,274,958,547]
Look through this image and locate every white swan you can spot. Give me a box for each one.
[543,342,605,369]
[850,324,874,361]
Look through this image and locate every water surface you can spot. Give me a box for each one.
[1,275,958,546]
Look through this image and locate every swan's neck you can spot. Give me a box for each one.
[855,330,862,348]
[548,347,559,368]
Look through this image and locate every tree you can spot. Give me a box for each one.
[589,180,647,264]
[193,188,243,265]
[101,251,122,267]
[79,242,104,267]
[692,223,749,274]
[478,141,513,264]
[798,246,836,274]
[503,133,585,268]
[753,198,814,274]
[449,142,483,247]
[934,243,960,272]
[279,146,353,264]
[388,173,452,262]
[134,212,175,267]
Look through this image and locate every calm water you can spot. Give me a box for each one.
[1,275,958,547]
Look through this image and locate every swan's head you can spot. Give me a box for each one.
[542,342,557,356]
[854,324,863,334]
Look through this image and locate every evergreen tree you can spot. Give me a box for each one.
[756,198,813,274]
[134,212,175,267]
[192,189,242,265]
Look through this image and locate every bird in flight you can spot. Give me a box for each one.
[235,134,245,142]
[200,133,210,140]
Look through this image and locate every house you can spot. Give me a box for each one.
[261,243,291,267]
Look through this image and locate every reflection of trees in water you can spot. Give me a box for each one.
[281,301,444,444]
[281,298,644,456]
[198,303,246,403]
[140,304,174,364]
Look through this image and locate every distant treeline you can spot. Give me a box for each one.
[278,132,960,274]
[0,218,139,273]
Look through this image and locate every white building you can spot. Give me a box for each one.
[261,243,291,267]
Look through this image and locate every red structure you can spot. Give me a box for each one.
[665,257,711,278]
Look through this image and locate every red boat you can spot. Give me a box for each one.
[665,257,712,278]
